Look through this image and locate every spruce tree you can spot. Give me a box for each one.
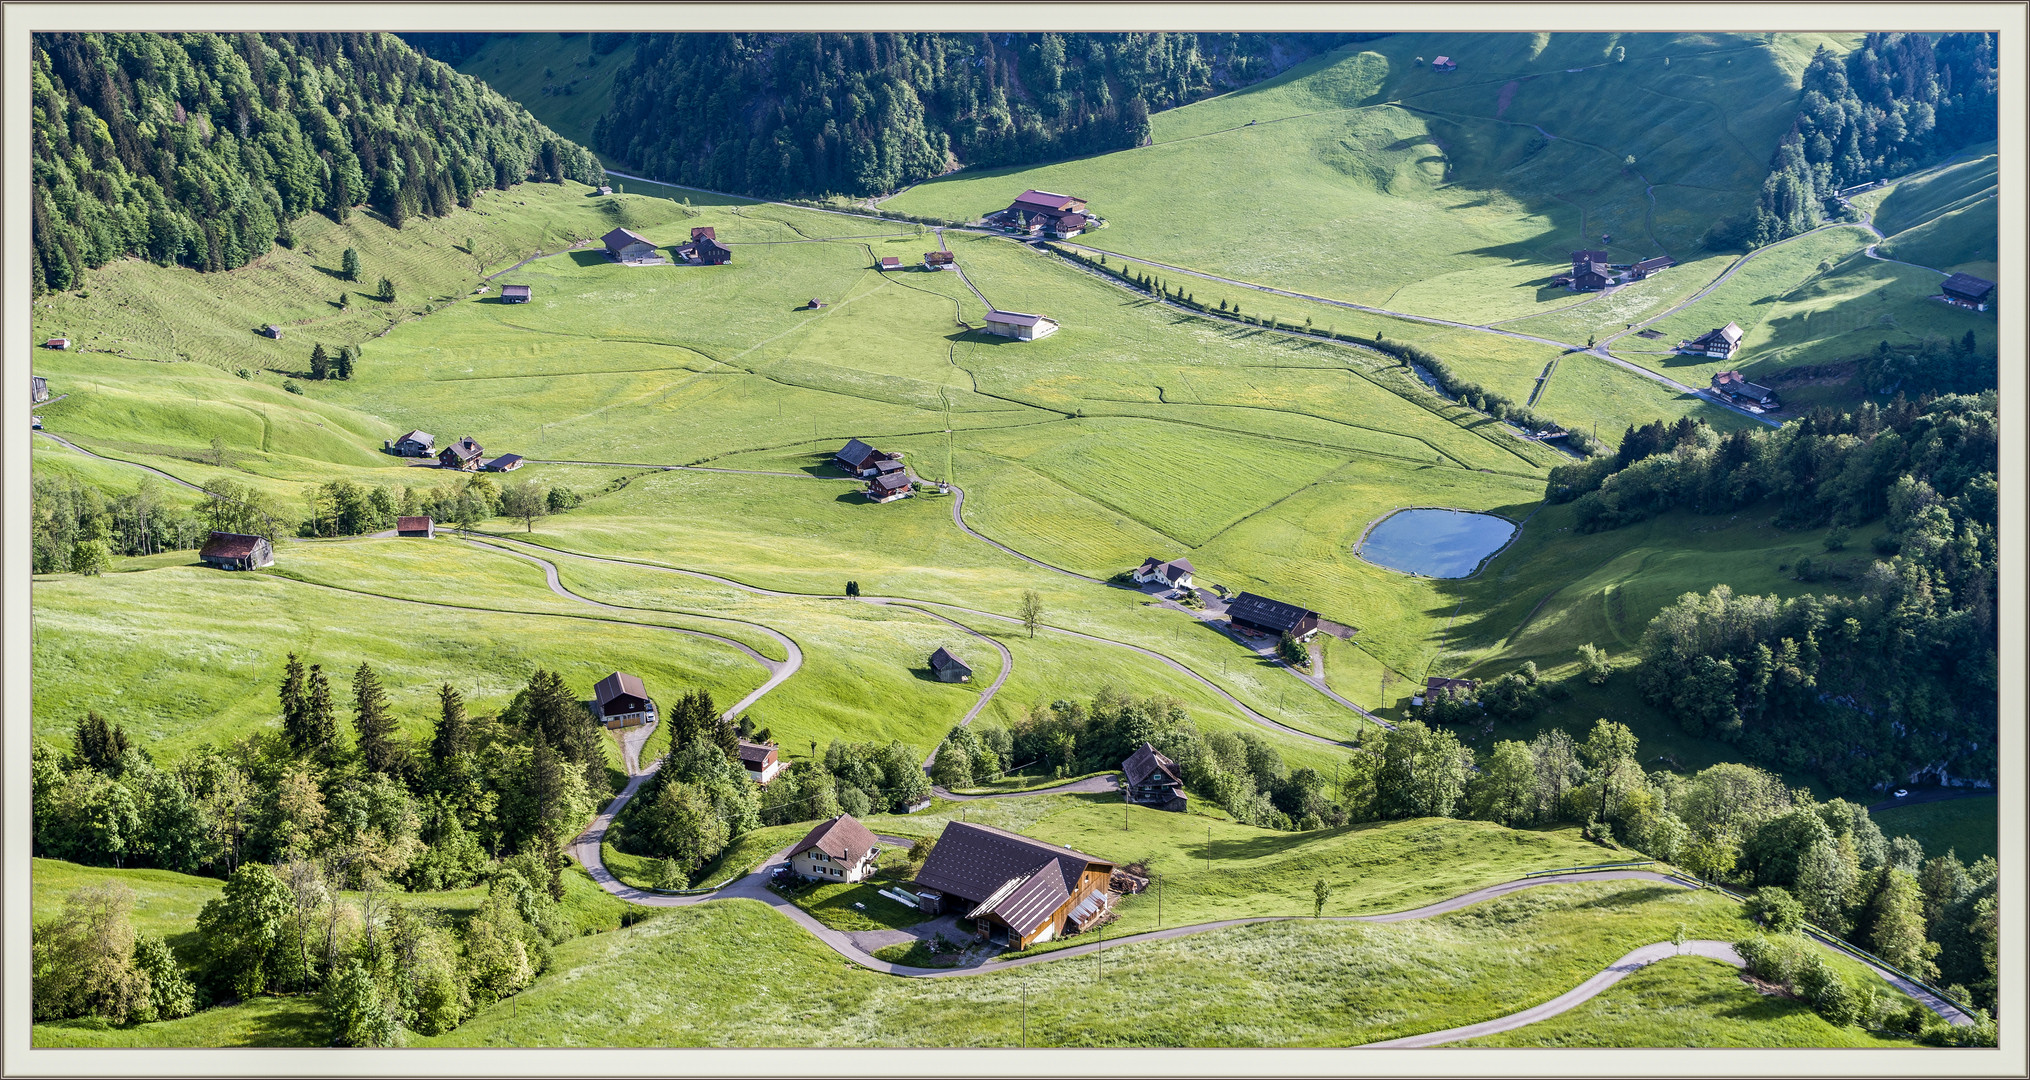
[352,662,400,776]
[309,344,329,380]
[378,277,394,303]
[341,248,361,281]
[72,710,133,774]
[279,653,308,747]
[334,347,354,380]
[301,664,337,762]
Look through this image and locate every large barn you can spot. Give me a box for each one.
[602,227,658,263]
[983,310,1058,341]
[198,532,274,571]
[912,821,1116,950]
[1224,591,1320,641]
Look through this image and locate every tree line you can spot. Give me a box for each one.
[29,32,604,296]
[1545,394,1996,795]
[1730,33,1995,248]
[572,32,1366,199]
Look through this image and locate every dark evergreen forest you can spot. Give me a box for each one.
[29,32,605,296]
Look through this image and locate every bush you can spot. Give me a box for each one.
[1795,952,1859,1025]
[1746,886,1807,933]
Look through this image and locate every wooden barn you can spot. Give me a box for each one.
[1123,742,1188,812]
[263,325,284,339]
[602,227,658,263]
[929,647,973,683]
[835,438,901,478]
[1684,322,1744,358]
[867,472,913,503]
[911,821,1116,949]
[500,284,532,303]
[482,454,524,472]
[43,338,69,350]
[391,429,435,457]
[592,671,657,728]
[878,256,903,271]
[692,236,733,265]
[1940,273,1995,311]
[397,516,435,539]
[438,436,484,470]
[198,531,274,571]
[983,310,1058,341]
[1432,55,1457,71]
[1629,256,1676,280]
[1711,370,1781,410]
[1225,591,1320,641]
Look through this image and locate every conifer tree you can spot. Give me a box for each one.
[300,664,337,763]
[351,662,400,776]
[309,344,329,380]
[334,347,354,380]
[72,710,132,774]
[341,248,361,282]
[279,653,308,747]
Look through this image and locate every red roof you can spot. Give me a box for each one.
[879,256,902,267]
[397,516,433,532]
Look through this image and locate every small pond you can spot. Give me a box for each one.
[1355,508,1518,578]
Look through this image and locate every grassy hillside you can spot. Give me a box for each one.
[1868,796,1998,864]
[449,34,636,153]
[885,33,1854,326]
[1871,147,1999,280]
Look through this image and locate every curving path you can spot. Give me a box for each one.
[932,772,1120,802]
[947,485,1102,583]
[35,430,207,492]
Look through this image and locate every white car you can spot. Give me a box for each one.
[1893,789,1910,798]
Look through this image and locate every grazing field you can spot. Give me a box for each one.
[1868,796,1999,864]
[437,33,637,152]
[1459,956,1923,1047]
[1869,147,2000,280]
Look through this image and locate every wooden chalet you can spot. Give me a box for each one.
[738,739,784,784]
[1940,273,1994,311]
[1132,556,1195,590]
[1049,213,1089,238]
[1684,322,1744,358]
[1123,742,1187,812]
[198,531,273,571]
[592,671,657,728]
[602,227,658,263]
[991,189,1090,234]
[878,255,903,271]
[1225,591,1320,641]
[691,226,716,242]
[438,436,484,470]
[835,438,902,478]
[929,647,973,683]
[691,236,733,265]
[923,250,957,270]
[391,429,435,457]
[789,814,881,883]
[1563,251,1615,291]
[1411,675,1480,708]
[31,376,50,403]
[1629,256,1676,280]
[1711,370,1781,410]
[397,516,435,539]
[867,471,913,503]
[1432,55,1457,71]
[983,310,1058,341]
[482,454,524,472]
[500,284,532,303]
[912,821,1116,950]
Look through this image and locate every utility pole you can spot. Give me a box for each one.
[1098,918,1105,983]
[1157,875,1162,927]
[1022,980,1028,1047]
[1206,824,1212,873]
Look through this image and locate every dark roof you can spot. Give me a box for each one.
[1632,256,1675,272]
[1140,556,1194,584]
[397,429,433,446]
[837,438,878,468]
[691,226,716,241]
[1570,250,1609,265]
[1013,189,1083,212]
[1941,272,1994,298]
[874,458,906,474]
[602,227,652,254]
[694,236,732,258]
[500,284,532,299]
[1691,322,1744,348]
[484,454,524,470]
[985,310,1049,327]
[787,814,880,864]
[397,516,433,532]
[970,858,1071,937]
[924,250,955,263]
[443,436,483,462]
[1425,676,1480,692]
[199,532,266,559]
[913,821,1111,907]
[1123,742,1182,788]
[1055,214,1088,229]
[1225,591,1318,634]
[929,647,971,675]
[869,472,912,495]
[593,671,648,707]
[736,739,777,766]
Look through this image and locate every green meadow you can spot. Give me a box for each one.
[1868,796,1999,865]
[1869,146,1999,280]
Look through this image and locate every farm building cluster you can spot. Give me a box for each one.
[598,226,734,267]
[987,189,1094,238]
[590,668,782,782]
[386,430,523,472]
[836,438,914,502]
[910,821,1118,949]
[1551,250,1675,291]
[1710,370,1782,412]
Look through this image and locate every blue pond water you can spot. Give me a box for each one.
[1356,508,1518,578]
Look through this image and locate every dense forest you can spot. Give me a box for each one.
[1546,394,1997,795]
[1741,32,1997,246]
[560,32,1363,198]
[28,32,604,296]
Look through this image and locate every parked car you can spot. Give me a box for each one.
[1893,788,1910,798]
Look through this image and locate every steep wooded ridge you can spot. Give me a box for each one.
[543,32,1370,197]
[1742,33,1996,247]
[28,32,605,294]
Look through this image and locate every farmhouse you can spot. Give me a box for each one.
[1684,322,1744,359]
[867,472,913,503]
[929,647,973,683]
[602,227,659,263]
[1629,256,1676,280]
[983,310,1058,341]
[878,256,903,271]
[44,338,68,350]
[397,516,435,539]
[500,284,532,303]
[391,430,435,457]
[788,814,882,884]
[1711,370,1782,410]
[1133,556,1196,590]
[911,821,1117,950]
[1051,214,1089,238]
[31,376,50,403]
[738,739,783,784]
[1432,55,1457,71]
[1123,742,1188,812]
[438,437,484,470]
[923,250,956,270]
[482,454,524,472]
[1411,676,1480,708]
[592,670,657,728]
[198,531,274,571]
[1225,591,1320,641]
[689,235,734,265]
[990,190,1090,234]
[1939,273,1994,311]
[835,438,902,477]
[1561,251,1616,291]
